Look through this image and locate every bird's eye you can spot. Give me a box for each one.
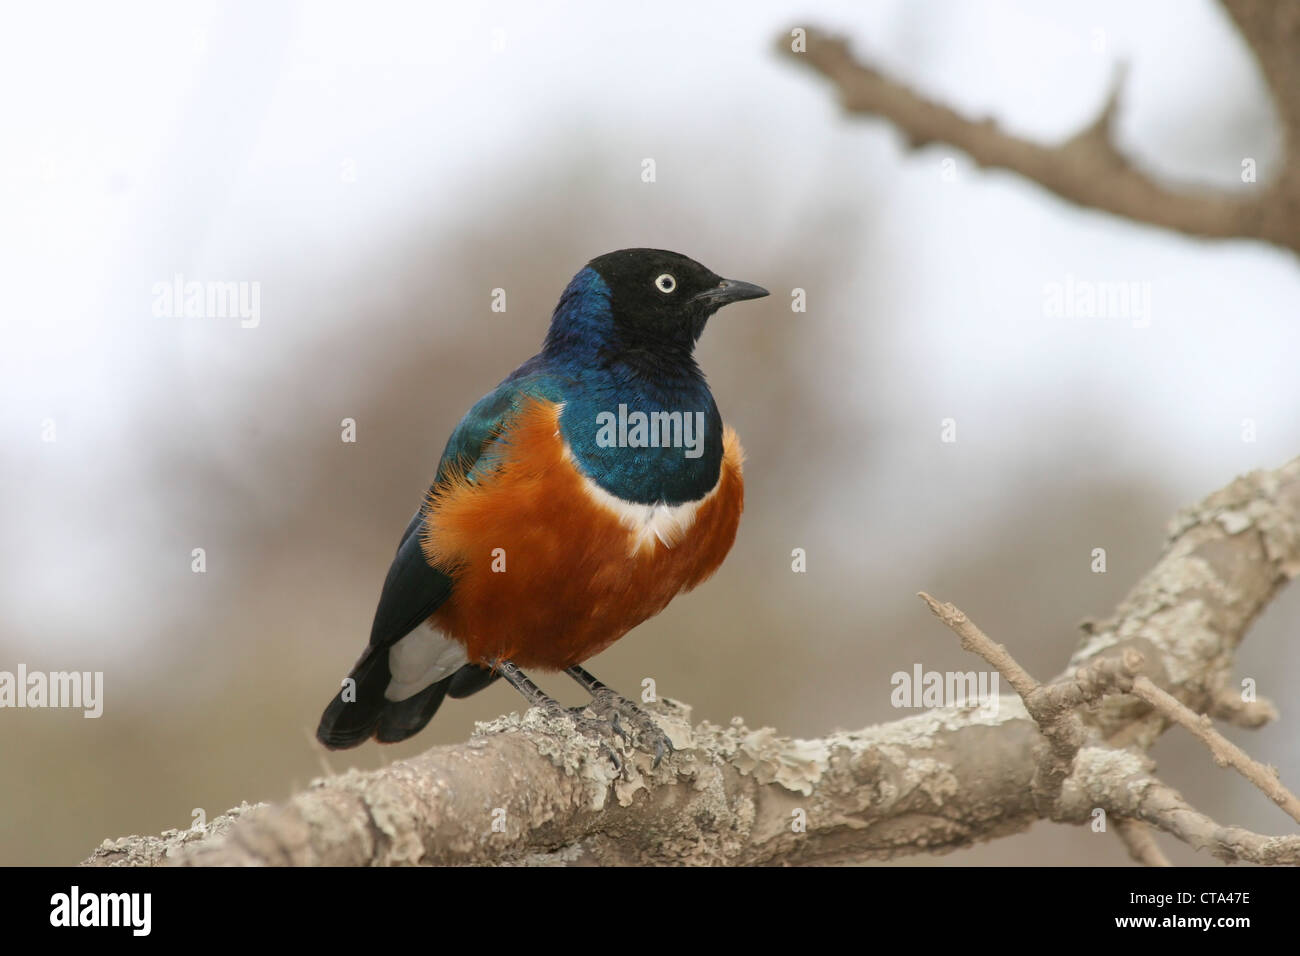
[654,273,676,294]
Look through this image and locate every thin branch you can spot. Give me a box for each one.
[1062,745,1300,865]
[776,18,1300,255]
[1115,818,1172,867]
[916,593,1039,700]
[1129,675,1300,824]
[918,595,1300,864]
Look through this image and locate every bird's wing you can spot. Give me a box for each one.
[366,371,560,652]
[318,372,564,748]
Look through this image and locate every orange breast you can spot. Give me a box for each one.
[421,398,744,670]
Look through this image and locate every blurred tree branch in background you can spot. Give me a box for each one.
[777,0,1300,256]
[85,457,1300,866]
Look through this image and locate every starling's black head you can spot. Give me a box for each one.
[545,248,768,360]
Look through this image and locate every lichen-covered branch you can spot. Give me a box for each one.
[84,456,1300,867]
[1060,746,1300,865]
[776,3,1300,255]
[88,700,1048,866]
[920,598,1300,864]
[1064,455,1300,748]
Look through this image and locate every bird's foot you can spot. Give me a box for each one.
[534,698,626,771]
[579,689,675,769]
[497,659,673,772]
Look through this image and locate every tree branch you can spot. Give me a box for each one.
[84,456,1300,866]
[1116,819,1172,867]
[1129,674,1300,824]
[919,594,1300,864]
[776,8,1300,255]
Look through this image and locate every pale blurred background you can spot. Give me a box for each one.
[2,0,1298,866]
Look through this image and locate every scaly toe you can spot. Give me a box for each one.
[582,691,674,766]
[548,703,625,769]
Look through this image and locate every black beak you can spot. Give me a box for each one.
[693,278,770,308]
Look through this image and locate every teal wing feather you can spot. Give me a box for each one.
[314,371,564,748]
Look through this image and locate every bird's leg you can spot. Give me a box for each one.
[566,664,675,768]
[495,660,624,770]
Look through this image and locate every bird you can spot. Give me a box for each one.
[316,248,768,765]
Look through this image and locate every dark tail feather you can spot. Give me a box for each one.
[316,644,391,749]
[447,663,500,698]
[375,679,449,743]
[317,654,499,749]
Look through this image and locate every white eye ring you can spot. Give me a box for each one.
[654,273,676,294]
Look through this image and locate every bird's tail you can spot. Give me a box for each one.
[315,644,500,749]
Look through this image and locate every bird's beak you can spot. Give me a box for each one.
[693,278,770,308]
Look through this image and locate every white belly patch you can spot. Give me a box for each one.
[562,443,722,555]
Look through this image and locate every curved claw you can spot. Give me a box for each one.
[650,732,676,769]
[602,742,623,773]
[556,684,679,771]
[609,713,630,743]
[555,704,626,771]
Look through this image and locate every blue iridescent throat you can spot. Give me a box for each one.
[540,268,724,506]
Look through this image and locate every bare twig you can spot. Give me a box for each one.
[918,595,1300,863]
[1061,746,1300,865]
[776,9,1300,255]
[1129,675,1300,824]
[916,594,1039,699]
[1116,818,1172,867]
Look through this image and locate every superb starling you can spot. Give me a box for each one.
[316,249,768,764]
